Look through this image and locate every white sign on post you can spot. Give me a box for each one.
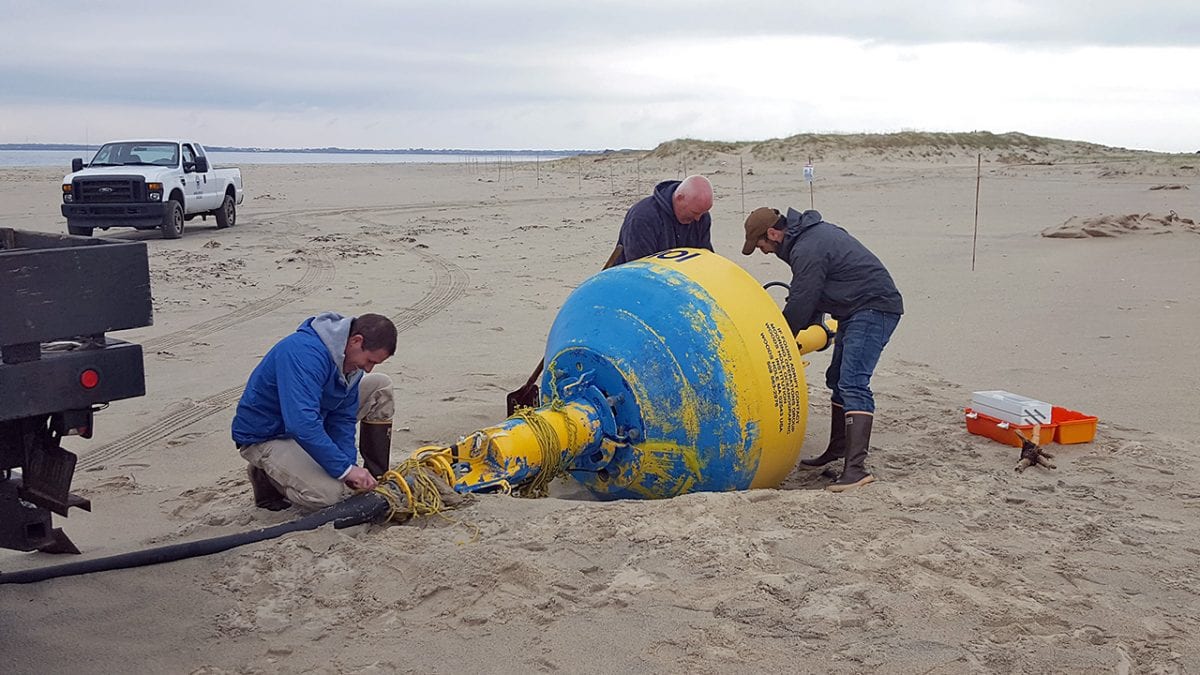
[803,163,814,183]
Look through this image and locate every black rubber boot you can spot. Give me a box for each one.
[827,413,876,492]
[359,420,393,477]
[800,403,847,467]
[247,465,290,511]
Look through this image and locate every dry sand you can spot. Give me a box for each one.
[1,143,1199,674]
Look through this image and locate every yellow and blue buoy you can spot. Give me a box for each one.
[424,248,834,499]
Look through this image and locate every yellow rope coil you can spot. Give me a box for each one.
[372,452,459,522]
[509,405,568,498]
[367,452,479,541]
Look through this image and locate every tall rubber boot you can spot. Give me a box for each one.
[247,465,290,511]
[827,413,876,492]
[800,403,846,467]
[359,420,393,477]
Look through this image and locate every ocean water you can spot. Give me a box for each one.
[0,149,574,168]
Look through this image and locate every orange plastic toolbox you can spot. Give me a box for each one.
[964,407,1056,448]
[1051,406,1098,444]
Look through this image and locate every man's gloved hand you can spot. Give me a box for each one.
[344,465,379,490]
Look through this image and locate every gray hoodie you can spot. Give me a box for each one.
[775,208,904,333]
[310,311,364,388]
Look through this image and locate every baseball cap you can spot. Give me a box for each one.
[742,207,782,255]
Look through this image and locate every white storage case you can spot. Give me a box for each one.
[970,390,1052,426]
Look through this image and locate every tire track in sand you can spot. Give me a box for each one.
[141,246,335,353]
[389,246,470,332]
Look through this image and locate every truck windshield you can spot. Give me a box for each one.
[90,142,179,167]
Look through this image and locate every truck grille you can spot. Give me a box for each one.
[74,179,143,203]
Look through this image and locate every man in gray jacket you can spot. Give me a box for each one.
[743,207,903,492]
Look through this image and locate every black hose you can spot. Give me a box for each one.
[0,492,390,585]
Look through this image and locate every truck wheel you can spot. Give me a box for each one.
[161,200,184,239]
[67,221,93,237]
[214,194,236,229]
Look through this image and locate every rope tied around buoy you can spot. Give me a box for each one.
[372,450,465,522]
[508,398,574,498]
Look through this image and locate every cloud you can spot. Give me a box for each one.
[1,2,1198,151]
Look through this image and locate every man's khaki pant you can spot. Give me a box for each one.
[240,372,393,511]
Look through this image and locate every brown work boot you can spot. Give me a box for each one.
[359,420,393,477]
[247,465,290,511]
[827,413,876,493]
[800,403,846,467]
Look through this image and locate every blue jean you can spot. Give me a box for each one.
[825,309,900,414]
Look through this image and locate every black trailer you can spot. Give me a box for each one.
[0,228,151,553]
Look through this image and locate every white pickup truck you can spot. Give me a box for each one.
[61,140,244,239]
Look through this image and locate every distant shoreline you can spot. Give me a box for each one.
[0,143,617,156]
[4,131,1187,163]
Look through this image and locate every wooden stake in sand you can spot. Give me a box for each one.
[804,157,815,209]
[972,153,982,271]
[740,155,745,219]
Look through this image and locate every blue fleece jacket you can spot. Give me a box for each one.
[775,208,904,334]
[232,313,364,479]
[614,180,713,264]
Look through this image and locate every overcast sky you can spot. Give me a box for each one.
[2,1,1197,152]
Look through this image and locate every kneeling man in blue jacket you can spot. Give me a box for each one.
[233,312,398,511]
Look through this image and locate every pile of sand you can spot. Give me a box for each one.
[1042,211,1198,238]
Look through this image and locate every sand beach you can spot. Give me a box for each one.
[2,134,1199,673]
